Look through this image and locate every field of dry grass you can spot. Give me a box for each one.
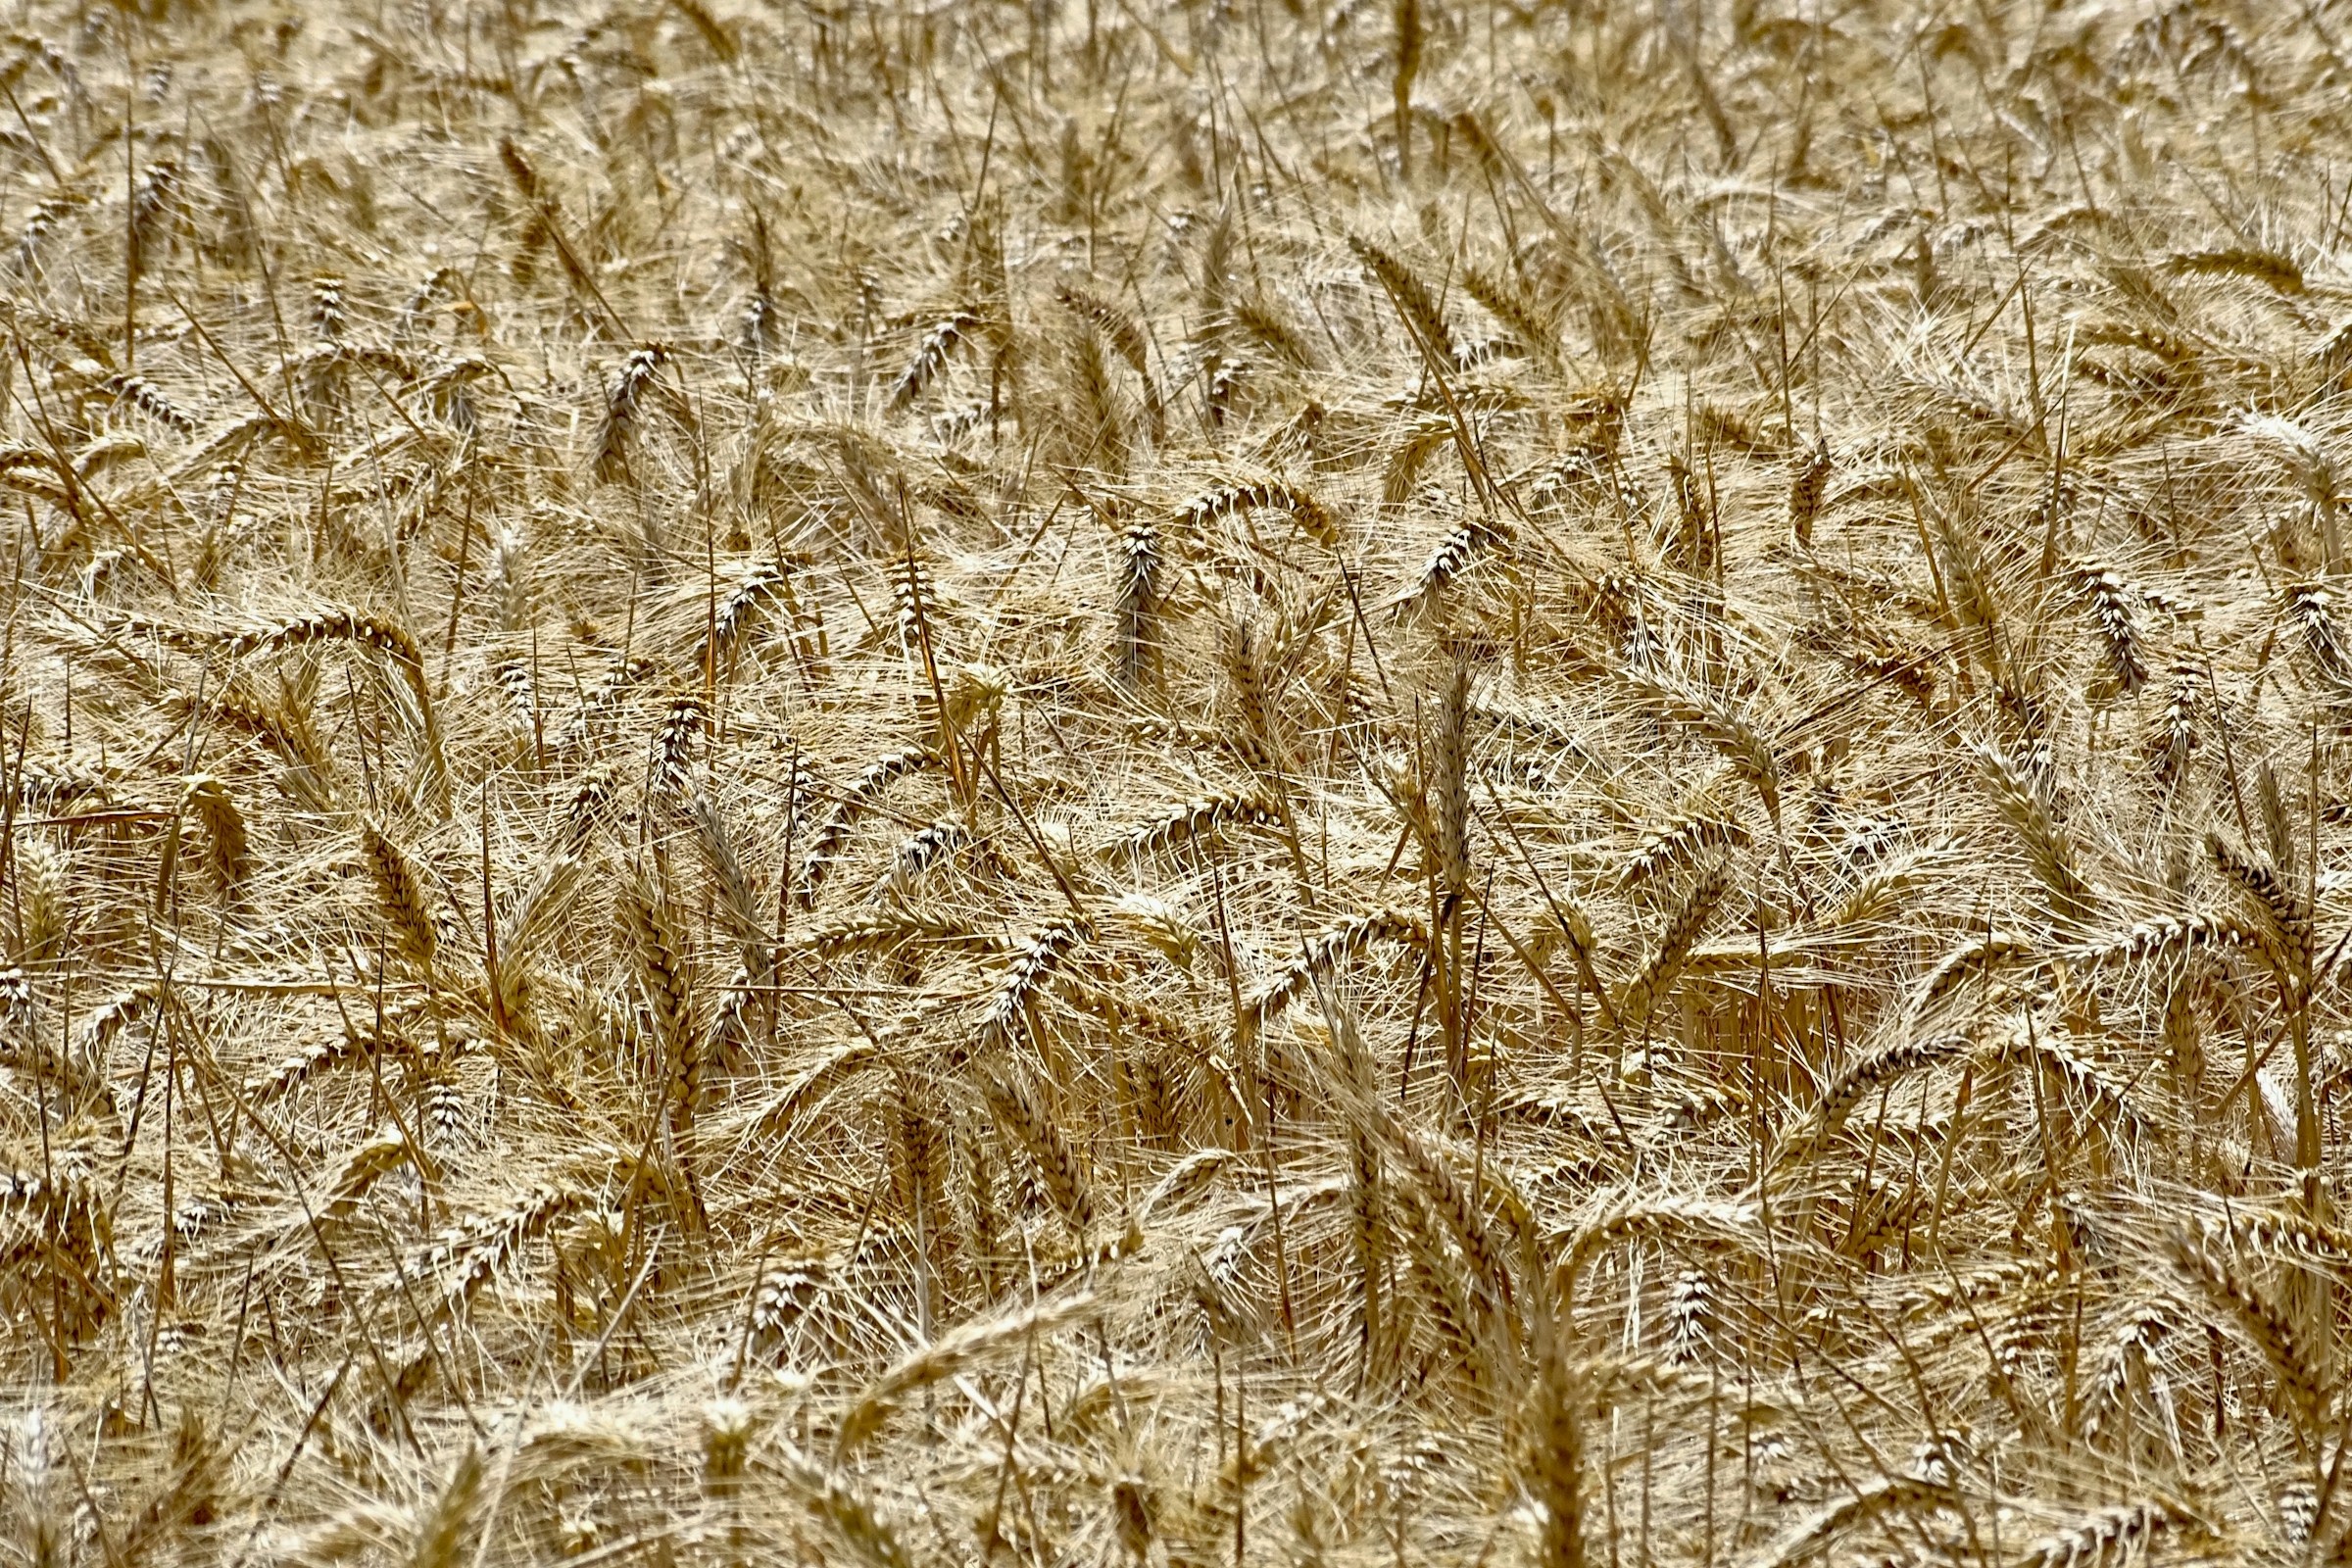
[2,0,2352,1560]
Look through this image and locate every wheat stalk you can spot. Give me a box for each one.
[1348,234,1454,365]
[1613,865,1731,1027]
[1246,909,1428,1041]
[838,1289,1098,1450]
[362,820,442,977]
[1976,745,2097,924]
[979,1061,1096,1236]
[1621,667,1781,824]
[798,747,942,907]
[1175,476,1340,549]
[618,867,701,1133]
[1117,791,1279,860]
[977,918,1091,1054]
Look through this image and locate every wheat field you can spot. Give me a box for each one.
[0,0,2346,1561]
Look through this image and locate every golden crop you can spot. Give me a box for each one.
[0,0,2339,1563]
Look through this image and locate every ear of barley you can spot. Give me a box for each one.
[1140,1148,1240,1226]
[2064,913,2259,975]
[2080,1304,2177,1446]
[1976,745,2096,924]
[979,1062,1095,1236]
[1462,265,1558,368]
[1528,1342,1587,1567]
[1390,0,1422,167]
[2220,1207,2352,1273]
[1112,520,1160,685]
[1203,360,1260,422]
[559,764,619,852]
[178,773,251,899]
[689,791,771,977]
[748,1040,884,1140]
[1618,810,1748,891]
[225,610,445,796]
[888,310,978,411]
[1786,444,1832,548]
[410,1182,589,1318]
[0,1030,110,1111]
[1222,613,1285,774]
[1108,893,1203,973]
[1175,476,1339,549]
[1556,1193,1756,1302]
[1383,1121,1515,1314]
[563,654,658,749]
[2258,759,2297,871]
[14,192,78,270]
[1316,999,1391,1366]
[1427,657,1473,896]
[310,272,345,342]
[2152,662,2199,783]
[1382,415,1456,507]
[1614,865,1731,1026]
[839,1288,1097,1449]
[697,559,789,669]
[1621,667,1781,824]
[0,443,72,507]
[646,694,708,798]
[893,565,943,651]
[618,868,700,1133]
[1390,1185,1494,1384]
[797,908,1006,960]
[2168,246,2303,292]
[495,849,578,993]
[101,372,194,434]
[2069,562,2148,694]
[977,918,1091,1055]
[407,1446,485,1568]
[700,1397,756,1502]
[1386,516,1513,617]
[1759,1476,1959,1568]
[593,343,673,485]
[492,659,536,734]
[362,820,440,977]
[868,817,968,904]
[1982,1024,2153,1144]
[1773,1035,1971,1171]
[1247,909,1428,1041]
[1230,294,1313,368]
[244,1031,368,1105]
[1348,234,1453,366]
[2207,831,2314,986]
[2166,1224,2326,1441]
[2015,1498,2211,1568]
[768,1442,920,1568]
[75,432,146,482]
[1054,285,1149,376]
[798,747,942,907]
[1910,932,2034,1022]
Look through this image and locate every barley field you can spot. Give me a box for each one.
[0,0,2347,1561]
